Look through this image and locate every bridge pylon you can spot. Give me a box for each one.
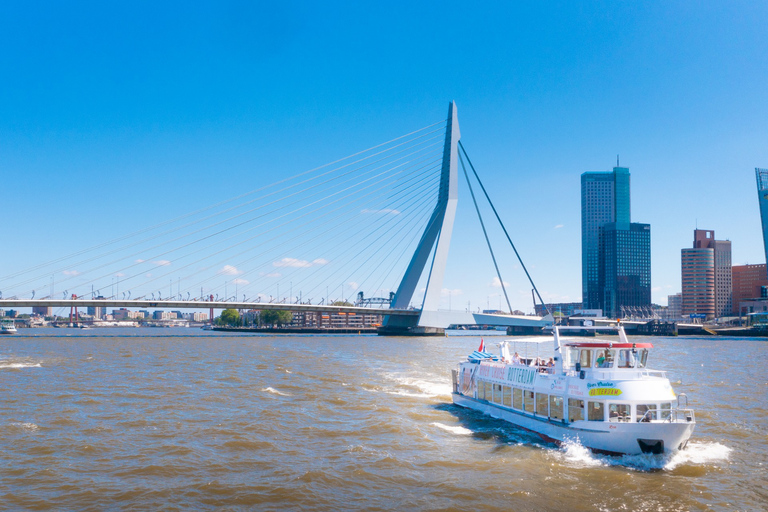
[380,101,460,336]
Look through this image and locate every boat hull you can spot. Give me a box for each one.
[452,392,695,456]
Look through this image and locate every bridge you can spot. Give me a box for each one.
[0,103,553,335]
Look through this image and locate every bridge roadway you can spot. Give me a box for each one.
[0,299,420,317]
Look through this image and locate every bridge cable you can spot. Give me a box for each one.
[458,151,513,314]
[458,141,552,317]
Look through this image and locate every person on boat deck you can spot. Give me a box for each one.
[512,352,521,364]
[596,351,606,367]
[547,357,555,368]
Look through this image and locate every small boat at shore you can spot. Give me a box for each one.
[1,319,18,334]
[451,325,695,455]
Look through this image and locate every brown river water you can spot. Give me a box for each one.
[0,329,765,511]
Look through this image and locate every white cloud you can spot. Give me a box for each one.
[62,270,80,276]
[490,277,509,288]
[154,260,171,266]
[273,258,312,268]
[221,265,241,275]
[347,281,359,290]
[135,259,146,263]
[273,257,328,268]
[114,272,126,277]
[145,273,153,278]
[232,278,249,285]
[260,272,282,278]
[361,208,401,215]
[652,286,662,292]
[554,224,564,229]
[441,288,462,296]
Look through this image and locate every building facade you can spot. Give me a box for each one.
[757,168,768,280]
[732,263,768,315]
[667,293,682,320]
[679,230,731,319]
[581,165,650,318]
[598,222,651,318]
[581,167,630,310]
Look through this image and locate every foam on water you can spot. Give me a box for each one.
[383,373,452,398]
[261,387,291,397]
[10,422,39,431]
[431,422,472,436]
[0,361,41,369]
[555,438,731,472]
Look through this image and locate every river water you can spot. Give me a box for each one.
[0,329,765,511]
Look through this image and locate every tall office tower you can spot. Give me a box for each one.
[598,222,651,317]
[757,168,768,280]
[681,229,731,319]
[581,166,650,317]
[732,264,768,314]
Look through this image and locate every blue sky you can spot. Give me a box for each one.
[2,1,768,312]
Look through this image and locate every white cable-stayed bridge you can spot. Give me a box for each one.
[0,103,553,335]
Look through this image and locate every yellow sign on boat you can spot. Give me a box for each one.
[589,388,622,396]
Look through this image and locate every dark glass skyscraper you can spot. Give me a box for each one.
[581,166,651,317]
[757,168,768,280]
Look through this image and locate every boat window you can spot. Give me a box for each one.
[524,390,535,413]
[536,393,549,416]
[618,349,636,368]
[579,349,592,368]
[477,380,485,400]
[587,401,604,421]
[493,384,503,404]
[636,404,657,422]
[660,402,672,420]
[637,349,648,368]
[484,382,492,402]
[608,403,630,422]
[568,398,584,422]
[513,388,523,410]
[595,350,614,368]
[502,386,512,407]
[566,348,579,369]
[549,395,563,420]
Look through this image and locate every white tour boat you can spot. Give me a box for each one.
[0,319,18,334]
[451,325,695,455]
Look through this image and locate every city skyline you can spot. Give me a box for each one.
[2,3,768,312]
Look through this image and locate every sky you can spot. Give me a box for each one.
[2,1,768,313]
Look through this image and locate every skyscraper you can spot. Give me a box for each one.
[680,229,731,319]
[581,165,650,317]
[757,168,768,280]
[581,167,630,310]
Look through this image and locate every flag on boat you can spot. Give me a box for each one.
[478,338,484,352]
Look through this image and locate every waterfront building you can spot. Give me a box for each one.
[86,296,107,320]
[32,306,52,317]
[680,230,731,319]
[598,222,651,318]
[581,165,651,318]
[534,302,582,317]
[757,168,768,280]
[732,264,768,315]
[667,293,682,320]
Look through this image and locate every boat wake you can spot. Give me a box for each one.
[431,422,473,436]
[555,438,731,472]
[383,373,452,398]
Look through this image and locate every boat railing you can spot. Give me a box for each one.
[665,408,695,424]
[639,369,667,379]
